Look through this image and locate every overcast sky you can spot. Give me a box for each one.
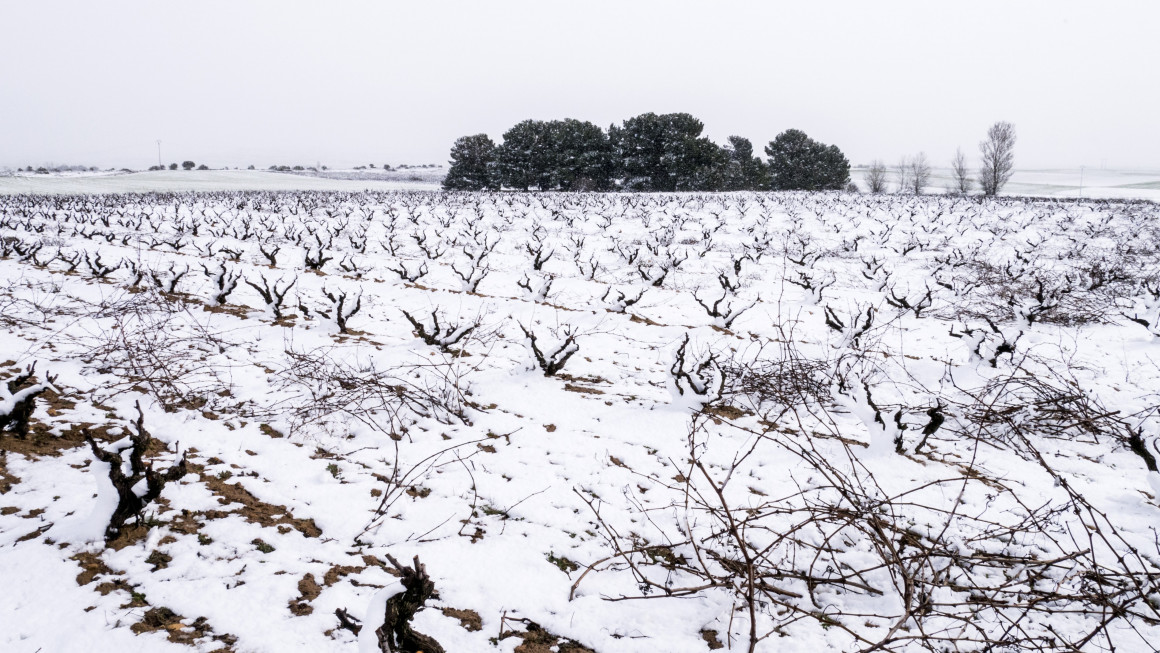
[3,1,1157,171]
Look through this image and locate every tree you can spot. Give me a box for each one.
[552,118,615,191]
[684,138,728,192]
[863,160,888,193]
[908,152,932,195]
[442,134,498,191]
[182,160,196,170]
[609,112,722,192]
[720,136,769,191]
[894,157,911,194]
[763,129,850,191]
[495,119,554,191]
[168,163,178,170]
[950,147,973,194]
[978,121,1016,196]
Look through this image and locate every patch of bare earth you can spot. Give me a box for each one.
[194,463,322,537]
[499,618,595,653]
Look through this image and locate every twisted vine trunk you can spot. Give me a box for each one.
[376,555,445,653]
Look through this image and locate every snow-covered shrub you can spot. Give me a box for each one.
[450,248,490,293]
[244,272,296,319]
[519,323,579,377]
[0,363,56,439]
[322,285,363,334]
[200,262,241,305]
[668,334,723,405]
[401,308,478,352]
[341,555,445,653]
[692,284,755,329]
[517,273,553,302]
[600,286,645,313]
[84,403,187,542]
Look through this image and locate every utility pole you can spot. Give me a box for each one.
[156,140,162,168]
[1078,165,1084,198]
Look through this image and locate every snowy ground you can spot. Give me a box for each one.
[3,167,1160,201]
[0,169,443,195]
[851,166,1160,201]
[1003,168,1160,200]
[1,190,1160,652]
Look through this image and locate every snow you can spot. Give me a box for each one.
[357,583,402,653]
[3,166,1160,201]
[1,188,1159,652]
[850,165,1160,201]
[47,456,119,545]
[0,169,443,195]
[0,543,173,653]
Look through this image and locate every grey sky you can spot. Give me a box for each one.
[3,1,1157,171]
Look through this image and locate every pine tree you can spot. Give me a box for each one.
[609,112,721,191]
[721,136,769,190]
[442,134,498,191]
[496,120,555,190]
[552,119,615,191]
[764,129,850,191]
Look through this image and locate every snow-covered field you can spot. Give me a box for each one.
[2,190,1160,652]
[3,167,1160,201]
[0,169,444,195]
[854,167,1160,201]
[1002,168,1160,201]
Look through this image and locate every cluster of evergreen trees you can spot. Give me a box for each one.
[443,113,850,193]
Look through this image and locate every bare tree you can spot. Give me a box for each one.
[908,152,932,195]
[950,147,972,194]
[863,160,888,193]
[893,156,911,194]
[978,120,1016,196]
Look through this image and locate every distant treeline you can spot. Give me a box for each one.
[443,113,851,192]
[13,165,100,174]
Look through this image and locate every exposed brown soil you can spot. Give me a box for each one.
[288,573,322,616]
[0,451,18,493]
[501,619,596,653]
[4,418,114,458]
[323,564,364,586]
[441,607,483,632]
[73,551,118,587]
[701,628,725,649]
[703,404,752,421]
[131,607,238,649]
[563,383,605,395]
[196,464,322,537]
